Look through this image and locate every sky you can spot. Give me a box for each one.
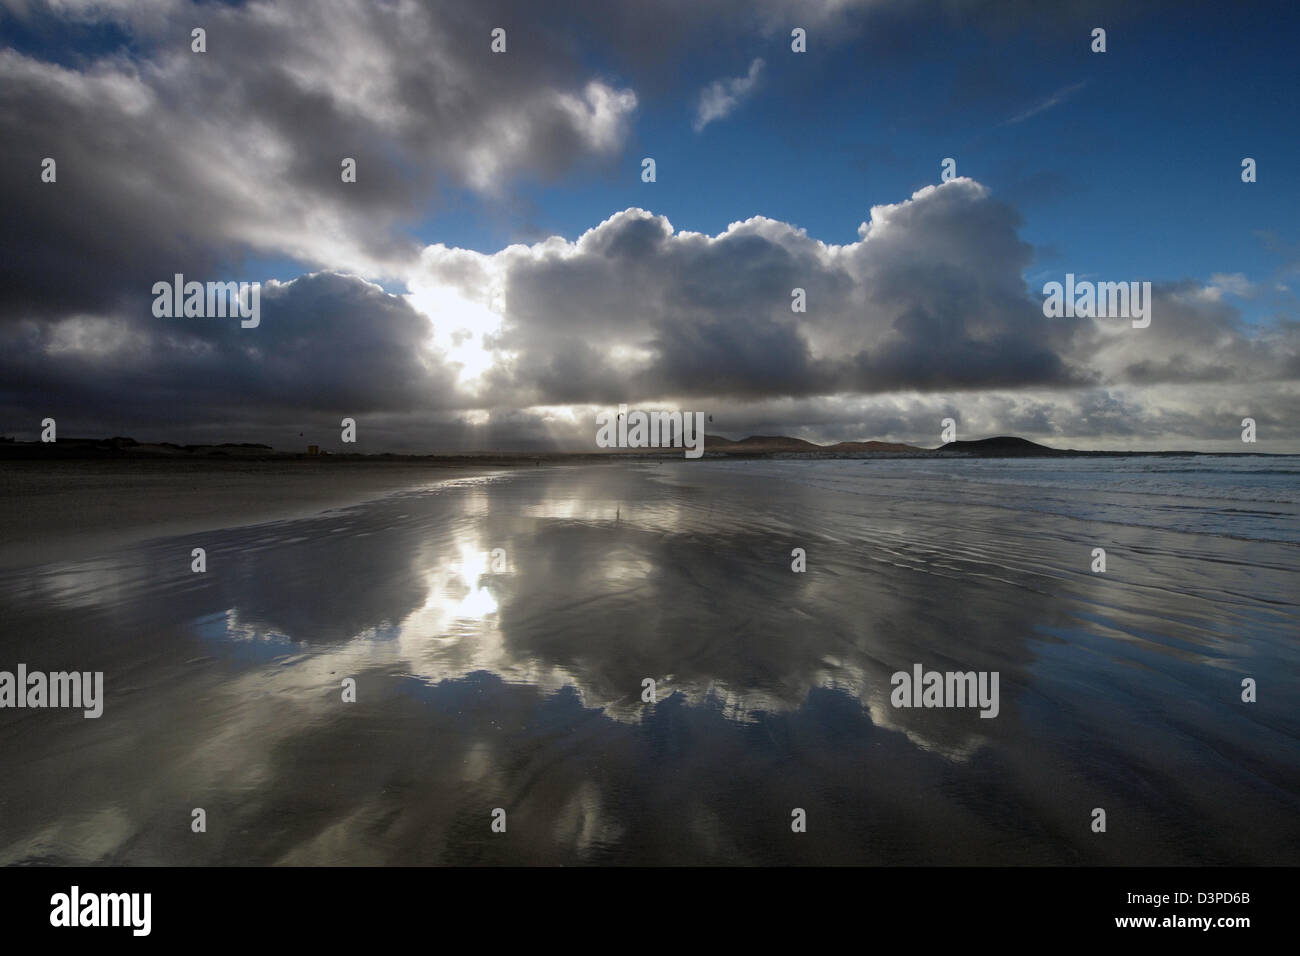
[1,0,1298,452]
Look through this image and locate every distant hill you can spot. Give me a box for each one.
[702,434,926,455]
[937,436,1059,456]
[824,440,925,453]
[703,434,821,452]
[705,433,1067,457]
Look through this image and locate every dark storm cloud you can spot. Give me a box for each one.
[0,272,458,435]
[642,311,829,399]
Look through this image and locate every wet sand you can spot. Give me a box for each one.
[0,459,1296,865]
[0,460,502,570]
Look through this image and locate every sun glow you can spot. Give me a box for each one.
[404,282,504,387]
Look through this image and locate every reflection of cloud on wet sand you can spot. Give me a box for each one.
[2,463,1295,865]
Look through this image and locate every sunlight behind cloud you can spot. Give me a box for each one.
[405,283,503,388]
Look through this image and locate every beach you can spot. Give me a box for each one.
[0,459,499,571]
[0,457,1297,864]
